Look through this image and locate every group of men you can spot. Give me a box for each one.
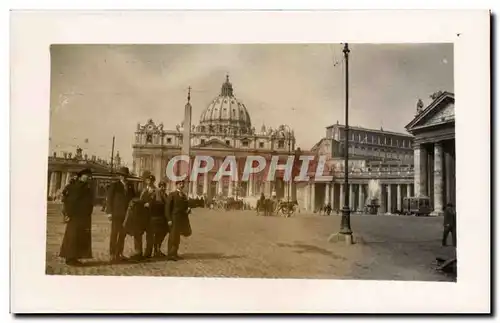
[59,166,192,266]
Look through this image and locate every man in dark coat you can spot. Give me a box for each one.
[142,180,169,258]
[59,168,94,266]
[165,180,192,261]
[442,202,457,247]
[106,166,136,262]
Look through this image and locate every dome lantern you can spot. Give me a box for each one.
[199,75,252,134]
[220,74,234,97]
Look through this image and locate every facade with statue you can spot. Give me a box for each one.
[132,76,297,200]
[406,91,455,216]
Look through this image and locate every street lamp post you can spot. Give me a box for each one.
[339,43,353,236]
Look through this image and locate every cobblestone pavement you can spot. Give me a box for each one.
[46,203,456,281]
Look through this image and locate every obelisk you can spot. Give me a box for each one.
[180,87,192,180]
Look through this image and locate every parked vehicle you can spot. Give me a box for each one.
[402,196,432,216]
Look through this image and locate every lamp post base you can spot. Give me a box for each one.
[328,206,354,245]
[327,232,353,245]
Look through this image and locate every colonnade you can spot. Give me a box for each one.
[47,170,74,198]
[302,182,414,214]
[414,139,455,215]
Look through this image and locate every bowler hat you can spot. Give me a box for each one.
[117,167,130,176]
[77,168,92,177]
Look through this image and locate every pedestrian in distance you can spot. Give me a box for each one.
[59,168,94,266]
[442,202,457,247]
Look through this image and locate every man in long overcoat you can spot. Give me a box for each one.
[165,180,192,261]
[442,202,457,247]
[106,166,136,262]
[59,168,94,266]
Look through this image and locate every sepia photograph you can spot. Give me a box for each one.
[46,43,457,280]
[10,10,490,313]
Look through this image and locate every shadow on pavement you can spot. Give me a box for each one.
[181,252,242,260]
[81,256,170,267]
[276,243,346,260]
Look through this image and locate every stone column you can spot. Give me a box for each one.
[433,142,444,215]
[48,171,57,198]
[304,182,310,211]
[397,184,402,212]
[65,172,72,186]
[330,183,335,208]
[217,179,223,196]
[60,172,67,189]
[339,184,344,209]
[414,144,428,197]
[264,181,271,197]
[311,183,316,212]
[155,156,162,184]
[349,184,355,210]
[203,172,209,195]
[358,184,365,212]
[248,174,254,197]
[228,180,233,197]
[324,183,330,205]
[444,145,454,205]
[407,183,412,197]
[193,175,199,196]
[386,184,392,214]
[379,184,386,214]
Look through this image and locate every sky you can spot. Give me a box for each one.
[49,43,453,166]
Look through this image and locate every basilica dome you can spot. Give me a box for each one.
[199,76,252,134]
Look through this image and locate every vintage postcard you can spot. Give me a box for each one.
[10,10,490,313]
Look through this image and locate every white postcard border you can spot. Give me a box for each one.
[10,10,490,313]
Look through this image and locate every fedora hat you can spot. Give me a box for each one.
[117,166,130,176]
[77,168,92,177]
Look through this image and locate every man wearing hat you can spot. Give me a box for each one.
[106,166,137,262]
[165,179,192,261]
[141,175,169,258]
[59,168,94,266]
[442,202,457,247]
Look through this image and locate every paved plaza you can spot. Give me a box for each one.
[45,203,456,281]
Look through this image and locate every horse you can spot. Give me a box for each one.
[277,200,299,217]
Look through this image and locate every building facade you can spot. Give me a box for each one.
[47,147,124,200]
[323,123,415,164]
[406,91,455,215]
[132,76,297,200]
[298,123,416,214]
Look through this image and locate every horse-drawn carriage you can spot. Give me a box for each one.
[209,196,244,211]
[276,200,298,217]
[256,198,298,217]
